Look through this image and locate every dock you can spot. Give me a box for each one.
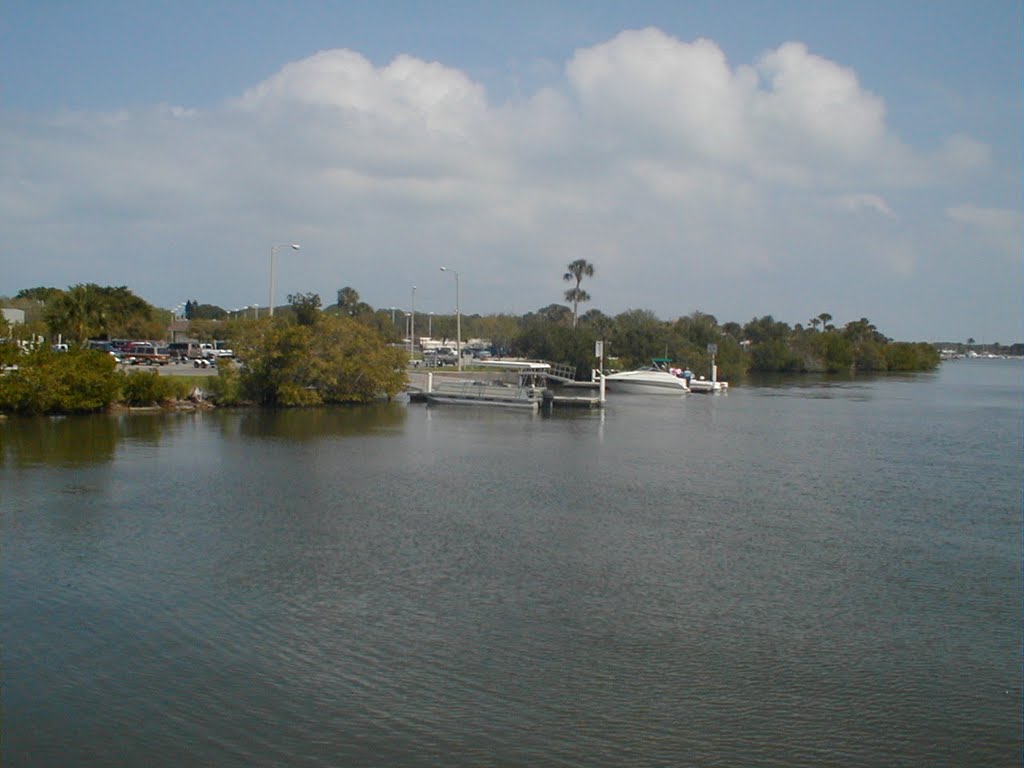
[406,364,604,410]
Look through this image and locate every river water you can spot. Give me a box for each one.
[2,359,1021,767]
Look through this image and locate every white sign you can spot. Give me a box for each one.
[595,340,604,358]
[707,343,718,355]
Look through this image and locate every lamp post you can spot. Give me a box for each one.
[268,243,300,317]
[440,266,461,371]
[428,312,433,337]
[410,285,416,358]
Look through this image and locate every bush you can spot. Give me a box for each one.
[0,348,120,415]
[235,316,407,406]
[205,359,242,405]
[884,342,940,371]
[120,369,177,406]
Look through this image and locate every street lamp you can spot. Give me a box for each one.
[410,285,417,357]
[428,311,434,337]
[440,266,461,371]
[268,243,300,317]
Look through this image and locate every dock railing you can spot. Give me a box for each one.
[544,362,577,383]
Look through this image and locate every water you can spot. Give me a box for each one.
[2,359,1021,766]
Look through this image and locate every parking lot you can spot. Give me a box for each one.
[125,360,220,377]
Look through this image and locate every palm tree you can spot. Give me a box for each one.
[47,284,106,343]
[563,259,595,328]
[818,312,833,332]
[336,286,361,315]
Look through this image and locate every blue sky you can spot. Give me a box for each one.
[2,0,1021,342]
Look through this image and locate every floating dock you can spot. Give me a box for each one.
[406,365,605,411]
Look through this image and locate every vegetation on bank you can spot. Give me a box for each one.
[2,278,947,416]
[230,312,407,407]
[0,347,202,415]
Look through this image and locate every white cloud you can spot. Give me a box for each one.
[0,28,1012,340]
[834,194,897,219]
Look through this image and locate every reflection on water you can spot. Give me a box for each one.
[1,360,1021,767]
[0,414,124,467]
[0,404,410,468]
[225,402,408,441]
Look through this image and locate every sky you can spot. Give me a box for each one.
[1,0,1021,343]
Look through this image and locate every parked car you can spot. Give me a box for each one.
[435,347,458,365]
[125,342,171,365]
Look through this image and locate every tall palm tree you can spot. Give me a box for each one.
[563,259,595,328]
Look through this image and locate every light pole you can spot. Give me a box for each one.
[268,243,300,317]
[410,285,416,358]
[428,312,433,337]
[440,266,461,371]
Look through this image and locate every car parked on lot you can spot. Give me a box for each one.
[125,342,171,365]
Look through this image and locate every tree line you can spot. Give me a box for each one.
[2,274,941,415]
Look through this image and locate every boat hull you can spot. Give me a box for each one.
[602,371,690,395]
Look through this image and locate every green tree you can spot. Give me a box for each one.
[609,309,667,367]
[513,315,596,378]
[532,304,573,325]
[476,314,520,354]
[563,259,595,328]
[813,331,854,372]
[750,338,803,372]
[843,317,886,345]
[0,347,120,414]
[188,302,228,320]
[234,315,406,406]
[885,342,940,371]
[15,286,63,303]
[335,286,361,315]
[45,284,107,343]
[288,292,322,326]
[743,315,792,345]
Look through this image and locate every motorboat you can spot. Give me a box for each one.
[602,359,690,395]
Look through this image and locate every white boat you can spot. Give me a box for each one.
[687,376,728,394]
[602,359,690,395]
